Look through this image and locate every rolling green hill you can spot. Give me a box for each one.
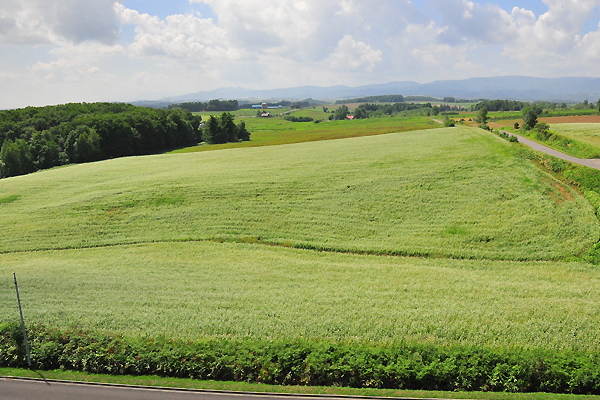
[0,126,595,260]
[1,126,600,350]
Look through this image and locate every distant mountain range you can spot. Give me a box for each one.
[132,76,600,107]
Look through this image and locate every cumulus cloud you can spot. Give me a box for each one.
[0,0,121,45]
[4,0,600,109]
[115,3,232,61]
[326,35,382,71]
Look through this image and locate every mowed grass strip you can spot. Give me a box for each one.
[0,126,597,260]
[172,115,436,152]
[2,241,600,350]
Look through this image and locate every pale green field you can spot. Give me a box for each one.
[174,114,435,153]
[551,123,600,151]
[0,127,596,260]
[1,126,600,350]
[3,241,600,350]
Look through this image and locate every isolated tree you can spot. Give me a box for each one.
[431,106,440,116]
[597,98,600,112]
[523,109,538,130]
[513,122,520,130]
[476,107,489,128]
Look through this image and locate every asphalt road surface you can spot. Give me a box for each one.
[432,119,600,171]
[2,378,410,400]
[504,131,600,170]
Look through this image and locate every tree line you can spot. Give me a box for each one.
[167,99,239,112]
[0,103,250,179]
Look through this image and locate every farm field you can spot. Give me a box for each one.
[173,114,436,153]
[0,127,595,260]
[2,241,600,350]
[3,125,600,390]
[551,123,600,152]
[488,115,600,130]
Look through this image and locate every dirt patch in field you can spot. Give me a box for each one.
[549,182,575,204]
[489,115,600,129]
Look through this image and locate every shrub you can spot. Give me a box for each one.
[4,325,600,394]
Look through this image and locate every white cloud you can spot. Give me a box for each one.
[115,3,233,62]
[326,35,382,71]
[3,0,600,109]
[0,0,122,45]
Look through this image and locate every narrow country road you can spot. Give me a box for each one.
[431,119,600,171]
[503,131,600,170]
[2,378,415,400]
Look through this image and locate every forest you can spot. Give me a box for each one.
[0,103,204,178]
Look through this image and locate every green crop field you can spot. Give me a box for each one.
[0,127,595,259]
[1,126,600,352]
[172,114,437,152]
[551,123,600,152]
[2,241,600,350]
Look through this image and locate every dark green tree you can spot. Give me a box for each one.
[237,121,251,141]
[535,122,551,140]
[523,110,538,130]
[205,116,221,144]
[334,105,350,120]
[220,112,238,143]
[0,139,35,178]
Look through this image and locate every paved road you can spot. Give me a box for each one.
[1,378,422,400]
[503,131,600,170]
[431,119,600,171]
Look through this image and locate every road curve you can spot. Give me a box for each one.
[503,131,600,170]
[0,377,426,400]
[431,119,600,171]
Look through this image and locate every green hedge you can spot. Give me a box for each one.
[3,324,600,394]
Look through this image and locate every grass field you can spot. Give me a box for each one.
[3,241,600,350]
[174,114,436,153]
[1,126,600,354]
[551,123,600,153]
[0,127,596,260]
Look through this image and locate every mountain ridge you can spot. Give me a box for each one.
[131,76,600,107]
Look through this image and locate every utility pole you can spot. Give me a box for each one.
[13,273,32,368]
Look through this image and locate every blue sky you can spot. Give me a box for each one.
[1,0,600,108]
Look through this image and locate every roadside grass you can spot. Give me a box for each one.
[4,368,597,400]
[495,123,600,159]
[550,124,600,156]
[460,109,600,121]
[3,241,600,349]
[0,127,596,260]
[171,115,436,153]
